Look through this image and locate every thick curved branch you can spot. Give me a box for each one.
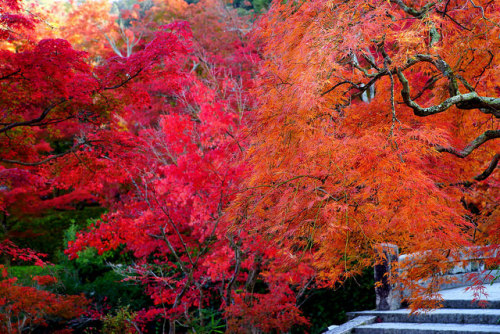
[323,53,499,119]
[390,0,436,18]
[474,154,499,181]
[436,130,500,158]
[323,54,449,100]
[397,69,500,117]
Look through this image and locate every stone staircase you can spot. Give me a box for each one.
[325,283,500,334]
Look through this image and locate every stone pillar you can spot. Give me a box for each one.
[374,243,400,310]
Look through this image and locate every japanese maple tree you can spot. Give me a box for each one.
[0,0,191,219]
[65,1,316,332]
[1,2,211,331]
[233,0,499,308]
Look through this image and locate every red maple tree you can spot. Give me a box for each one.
[65,1,315,332]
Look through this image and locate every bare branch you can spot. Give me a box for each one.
[103,67,144,90]
[468,0,500,27]
[474,153,499,181]
[0,69,21,81]
[362,49,380,71]
[435,9,472,31]
[226,234,241,306]
[411,75,440,101]
[456,74,475,93]
[385,61,399,136]
[473,50,494,90]
[0,98,68,134]
[321,80,360,97]
[436,130,500,158]
[405,55,459,97]
[0,148,77,166]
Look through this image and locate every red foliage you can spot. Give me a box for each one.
[8,0,496,330]
[0,240,46,266]
[0,265,88,334]
[64,1,315,332]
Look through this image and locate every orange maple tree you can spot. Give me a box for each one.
[233,0,499,307]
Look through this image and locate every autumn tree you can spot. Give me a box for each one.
[1,2,206,330]
[233,0,499,308]
[58,0,117,60]
[0,0,193,220]
[65,1,317,332]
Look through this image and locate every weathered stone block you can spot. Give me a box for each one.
[374,243,400,310]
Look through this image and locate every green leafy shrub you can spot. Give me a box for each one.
[7,264,64,290]
[102,306,138,334]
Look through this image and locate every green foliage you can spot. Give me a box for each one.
[59,223,150,310]
[251,0,270,13]
[5,219,151,320]
[102,305,137,334]
[8,207,105,261]
[184,309,226,334]
[230,0,271,15]
[8,264,64,289]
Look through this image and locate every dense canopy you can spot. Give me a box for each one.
[0,0,498,332]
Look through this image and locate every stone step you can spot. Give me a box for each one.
[355,322,500,334]
[439,283,500,309]
[348,308,500,324]
[443,299,500,309]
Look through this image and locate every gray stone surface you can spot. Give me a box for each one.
[355,322,500,333]
[437,271,499,291]
[348,308,500,324]
[330,272,500,333]
[323,316,376,334]
[437,282,500,308]
[443,299,500,309]
[375,243,400,310]
[439,282,500,301]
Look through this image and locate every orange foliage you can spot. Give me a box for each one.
[233,0,500,307]
[59,0,117,59]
